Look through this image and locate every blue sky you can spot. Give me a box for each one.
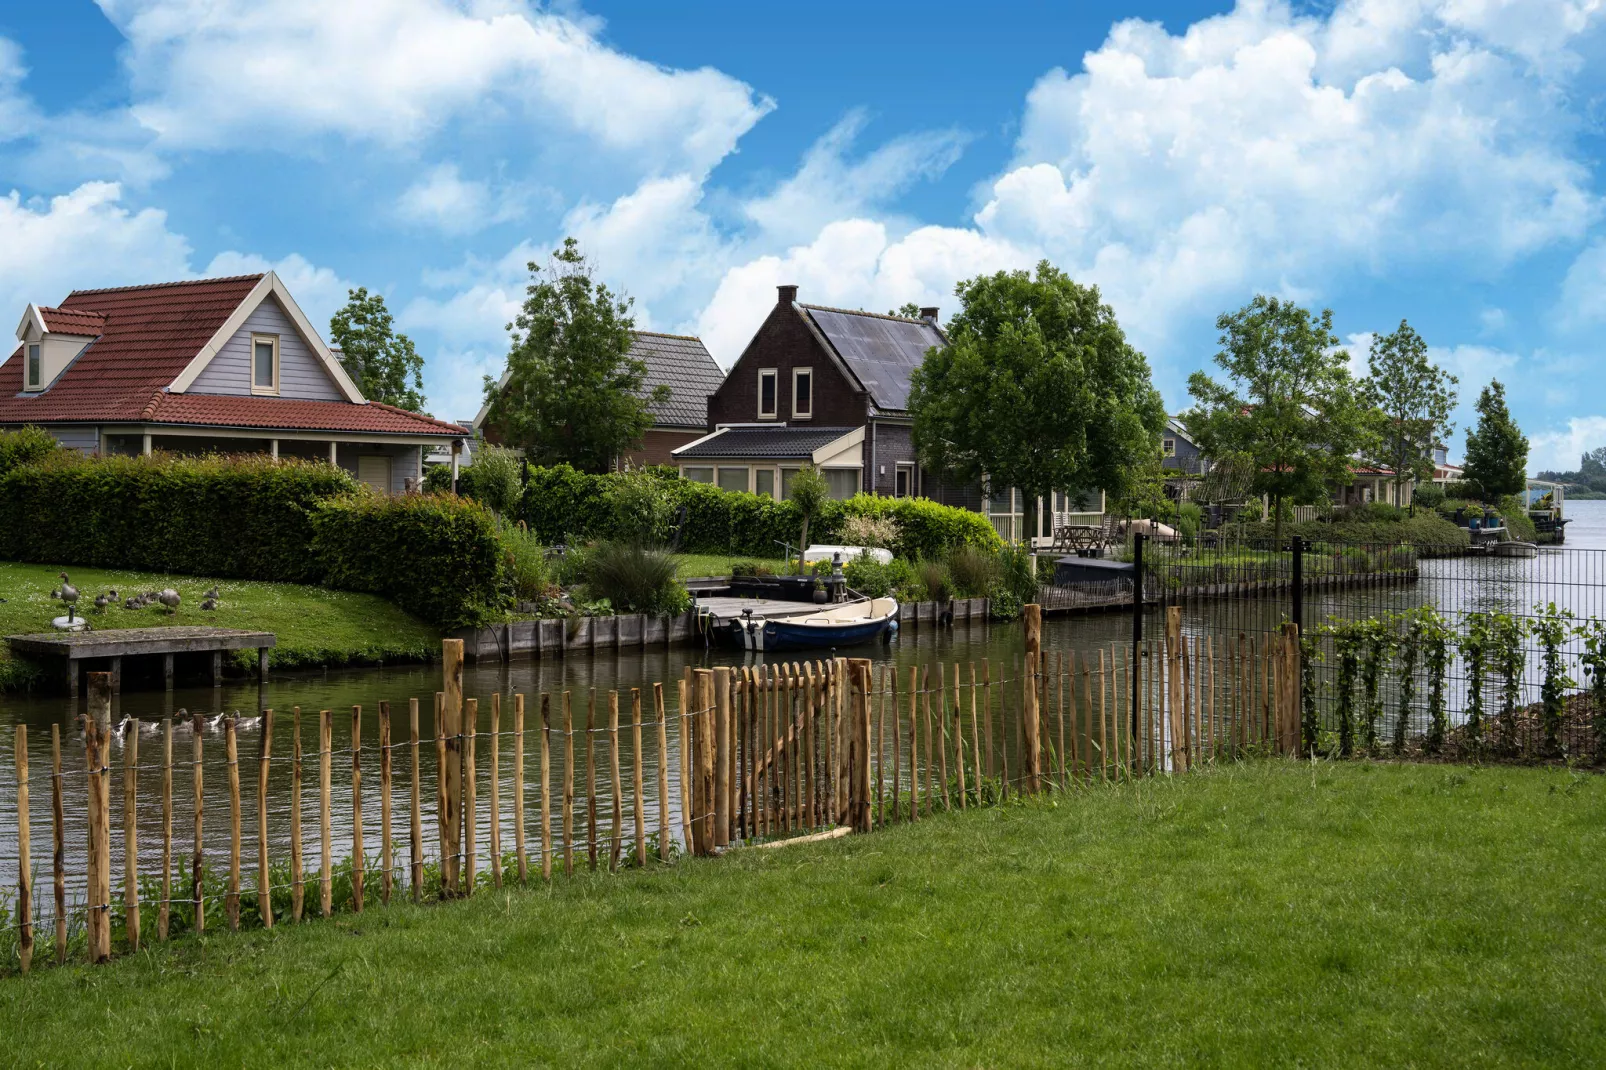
[1,0,1605,472]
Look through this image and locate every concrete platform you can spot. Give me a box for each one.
[7,626,275,695]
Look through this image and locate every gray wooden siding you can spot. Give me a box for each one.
[337,443,421,494]
[48,425,101,454]
[190,295,344,400]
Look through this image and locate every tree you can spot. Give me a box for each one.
[789,464,829,574]
[329,287,427,412]
[908,261,1166,551]
[1360,320,1457,510]
[1462,380,1528,501]
[1184,295,1372,545]
[481,238,667,472]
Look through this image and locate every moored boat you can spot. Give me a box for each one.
[1490,540,1538,559]
[728,597,898,652]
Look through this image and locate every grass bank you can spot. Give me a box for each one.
[0,561,439,690]
[675,552,787,579]
[3,761,1603,1066]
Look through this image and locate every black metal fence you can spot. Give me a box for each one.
[1124,534,1606,762]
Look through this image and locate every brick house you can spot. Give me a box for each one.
[676,284,1105,543]
[0,273,466,491]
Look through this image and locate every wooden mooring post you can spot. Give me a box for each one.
[14,726,31,973]
[1023,604,1042,794]
[440,638,464,896]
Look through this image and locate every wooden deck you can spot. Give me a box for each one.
[7,626,276,695]
[691,596,836,622]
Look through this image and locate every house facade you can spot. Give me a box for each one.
[0,273,465,491]
[677,284,1105,542]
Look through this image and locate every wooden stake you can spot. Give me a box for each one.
[695,670,715,853]
[936,663,951,811]
[587,689,598,870]
[441,638,464,897]
[349,707,364,914]
[14,726,31,972]
[434,692,446,885]
[876,666,887,828]
[82,695,110,964]
[1055,651,1066,789]
[677,677,691,853]
[489,693,502,890]
[378,704,390,906]
[1023,604,1042,793]
[463,697,477,896]
[121,718,138,950]
[609,690,624,870]
[656,683,671,862]
[632,689,647,866]
[319,708,332,918]
[712,672,729,848]
[1082,656,1096,782]
[260,708,276,923]
[1205,636,1216,763]
[541,694,553,881]
[190,709,204,938]
[291,707,304,921]
[410,698,422,902]
[804,665,817,828]
[513,693,527,884]
[563,692,575,877]
[53,724,68,961]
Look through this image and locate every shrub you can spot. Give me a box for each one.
[497,518,550,602]
[1237,499,1264,523]
[946,542,997,597]
[463,445,525,516]
[996,545,1037,605]
[841,512,898,549]
[1497,495,1537,542]
[915,558,950,604]
[0,426,59,474]
[580,541,689,615]
[310,492,509,630]
[842,553,918,600]
[1412,482,1446,509]
[606,468,676,544]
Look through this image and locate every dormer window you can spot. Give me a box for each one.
[792,367,812,420]
[758,368,777,419]
[252,334,280,395]
[25,343,41,390]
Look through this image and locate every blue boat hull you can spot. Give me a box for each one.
[760,615,890,652]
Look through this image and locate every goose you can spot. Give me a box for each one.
[200,598,218,612]
[205,711,228,731]
[107,589,118,600]
[115,715,135,739]
[57,573,78,606]
[203,585,221,601]
[235,714,261,731]
[158,589,180,613]
[93,593,111,613]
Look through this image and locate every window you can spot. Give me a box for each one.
[895,464,913,498]
[25,343,41,390]
[757,369,777,419]
[755,469,776,499]
[823,469,860,500]
[252,334,280,395]
[717,466,749,493]
[779,467,800,498]
[792,367,813,419]
[683,466,714,483]
[1162,438,1176,456]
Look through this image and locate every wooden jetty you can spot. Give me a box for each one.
[6,627,275,697]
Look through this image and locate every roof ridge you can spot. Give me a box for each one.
[632,329,707,342]
[66,274,265,297]
[39,306,106,317]
[366,399,468,432]
[800,303,929,325]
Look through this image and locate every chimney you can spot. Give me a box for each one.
[777,283,798,306]
[919,306,939,325]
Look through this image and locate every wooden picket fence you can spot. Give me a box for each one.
[3,608,1304,975]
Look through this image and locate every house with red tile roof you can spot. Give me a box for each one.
[0,273,466,492]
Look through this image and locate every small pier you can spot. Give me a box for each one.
[6,626,276,696]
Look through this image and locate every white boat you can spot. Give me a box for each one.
[1490,540,1538,559]
[728,597,899,652]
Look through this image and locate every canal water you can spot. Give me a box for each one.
[5,500,1606,905]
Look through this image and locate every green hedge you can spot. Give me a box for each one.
[1237,512,1469,553]
[0,426,59,475]
[520,464,1001,558]
[0,452,506,629]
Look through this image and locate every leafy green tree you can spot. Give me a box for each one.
[329,287,427,412]
[482,238,667,473]
[1461,380,1529,501]
[1184,295,1371,545]
[1361,321,1457,509]
[909,261,1166,549]
[888,302,924,319]
[789,464,830,573]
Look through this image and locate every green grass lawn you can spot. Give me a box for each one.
[0,561,439,688]
[675,552,789,579]
[4,761,1604,1066]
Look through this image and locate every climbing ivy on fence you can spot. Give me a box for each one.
[1531,602,1575,759]
[1460,612,1492,758]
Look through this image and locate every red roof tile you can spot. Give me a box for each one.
[38,307,106,336]
[140,393,463,436]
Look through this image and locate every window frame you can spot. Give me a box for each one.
[791,367,813,420]
[755,468,777,499]
[24,342,41,391]
[895,463,915,498]
[1162,437,1176,456]
[251,333,281,396]
[682,466,715,484]
[757,368,778,419]
[716,466,751,494]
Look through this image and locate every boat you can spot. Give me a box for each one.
[727,597,898,652]
[1490,540,1538,559]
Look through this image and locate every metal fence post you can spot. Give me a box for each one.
[1290,535,1304,637]
[1131,532,1144,742]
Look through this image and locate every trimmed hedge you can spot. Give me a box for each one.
[0,452,506,629]
[520,464,1001,558]
[0,426,59,475]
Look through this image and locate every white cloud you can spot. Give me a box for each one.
[202,250,354,338]
[100,0,773,175]
[395,163,527,234]
[1532,414,1606,472]
[0,182,192,313]
[0,37,38,142]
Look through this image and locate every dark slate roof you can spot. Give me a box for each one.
[632,331,723,429]
[800,305,944,414]
[675,426,858,460]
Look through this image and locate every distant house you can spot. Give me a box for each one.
[0,273,465,492]
[678,284,1105,542]
[474,330,724,469]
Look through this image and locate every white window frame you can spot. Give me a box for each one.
[24,342,42,391]
[251,333,281,396]
[1162,437,1176,456]
[757,368,778,419]
[716,466,751,494]
[792,367,813,420]
[895,463,914,498]
[681,466,715,484]
[755,467,777,500]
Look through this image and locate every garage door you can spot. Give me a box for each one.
[357,455,392,494]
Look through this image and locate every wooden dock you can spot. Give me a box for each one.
[6,626,276,696]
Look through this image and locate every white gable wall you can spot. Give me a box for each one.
[189,294,343,400]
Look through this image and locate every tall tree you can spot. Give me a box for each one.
[1462,380,1529,501]
[482,238,667,473]
[329,287,427,411]
[909,261,1166,549]
[1185,295,1372,545]
[1361,320,1457,509]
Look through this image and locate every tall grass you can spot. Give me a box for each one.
[945,542,997,597]
[582,540,690,615]
[496,517,550,602]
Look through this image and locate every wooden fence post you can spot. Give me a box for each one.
[53,724,67,962]
[694,670,715,854]
[440,638,464,897]
[378,704,391,906]
[350,706,364,914]
[225,717,241,931]
[587,690,599,870]
[632,689,647,866]
[259,709,275,925]
[14,726,31,973]
[124,718,141,948]
[1166,606,1185,774]
[609,690,624,870]
[853,659,874,832]
[291,708,303,921]
[409,698,422,902]
[514,693,527,884]
[319,708,332,918]
[1023,604,1042,793]
[714,669,731,848]
[463,697,477,896]
[541,694,553,882]
[677,676,692,854]
[563,692,576,877]
[1283,622,1301,755]
[82,690,111,964]
[190,709,204,938]
[489,693,502,890]
[655,683,671,862]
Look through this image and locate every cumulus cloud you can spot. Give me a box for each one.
[202,250,355,338]
[0,182,192,313]
[395,163,529,234]
[99,0,773,175]
[1531,414,1606,473]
